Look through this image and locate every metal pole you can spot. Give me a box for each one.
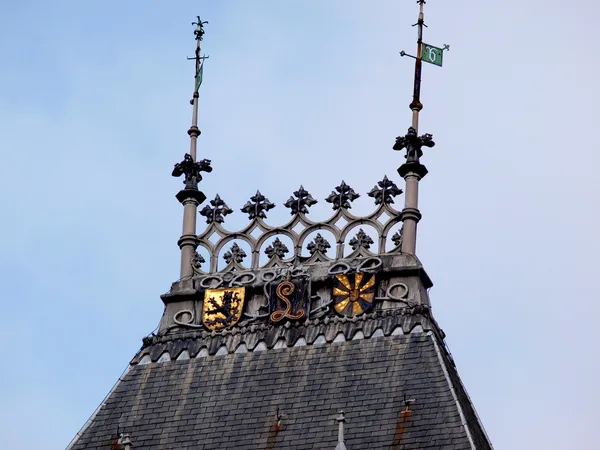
[410,0,425,134]
[400,1,428,256]
[177,19,208,281]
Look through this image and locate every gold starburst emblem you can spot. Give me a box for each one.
[333,273,376,316]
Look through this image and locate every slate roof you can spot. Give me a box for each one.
[69,331,492,450]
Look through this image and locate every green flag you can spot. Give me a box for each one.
[421,43,443,67]
[195,61,204,90]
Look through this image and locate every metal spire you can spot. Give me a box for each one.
[171,17,213,282]
[187,16,209,161]
[400,0,449,134]
[394,1,448,256]
[409,0,425,133]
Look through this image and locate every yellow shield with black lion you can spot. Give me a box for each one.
[202,287,245,331]
[333,273,375,316]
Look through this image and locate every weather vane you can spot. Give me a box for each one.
[399,0,449,133]
[188,16,210,100]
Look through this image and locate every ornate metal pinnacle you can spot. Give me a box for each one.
[392,127,435,162]
[172,153,213,189]
[223,243,247,265]
[368,176,403,205]
[391,226,404,248]
[264,238,289,259]
[193,16,208,41]
[284,185,318,215]
[349,229,374,251]
[326,181,360,210]
[192,250,205,270]
[307,233,331,255]
[199,194,233,224]
[241,191,275,220]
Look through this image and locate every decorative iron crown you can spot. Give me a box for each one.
[194,178,404,274]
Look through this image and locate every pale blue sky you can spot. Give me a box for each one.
[1,1,599,449]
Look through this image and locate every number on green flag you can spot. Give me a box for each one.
[422,43,443,67]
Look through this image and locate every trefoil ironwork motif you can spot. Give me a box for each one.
[265,238,289,259]
[307,233,331,255]
[349,229,374,251]
[368,176,403,205]
[223,243,247,265]
[241,191,275,220]
[284,185,318,215]
[200,194,233,224]
[326,181,360,210]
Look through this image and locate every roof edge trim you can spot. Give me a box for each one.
[430,332,477,450]
[65,364,131,450]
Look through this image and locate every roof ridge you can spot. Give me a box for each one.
[430,333,494,450]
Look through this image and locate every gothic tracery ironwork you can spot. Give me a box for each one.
[194,178,408,273]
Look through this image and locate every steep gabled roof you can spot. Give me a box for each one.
[69,325,491,450]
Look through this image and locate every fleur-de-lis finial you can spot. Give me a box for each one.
[325,181,360,210]
[393,127,435,163]
[223,243,247,265]
[284,185,318,215]
[241,191,275,220]
[199,194,233,224]
[171,153,213,189]
[192,16,209,41]
[264,238,289,259]
[349,229,374,251]
[368,176,403,205]
[307,233,331,255]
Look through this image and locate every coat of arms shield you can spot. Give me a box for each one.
[333,273,375,316]
[202,287,245,330]
[269,279,310,323]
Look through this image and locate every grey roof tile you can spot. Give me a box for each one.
[71,333,491,450]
